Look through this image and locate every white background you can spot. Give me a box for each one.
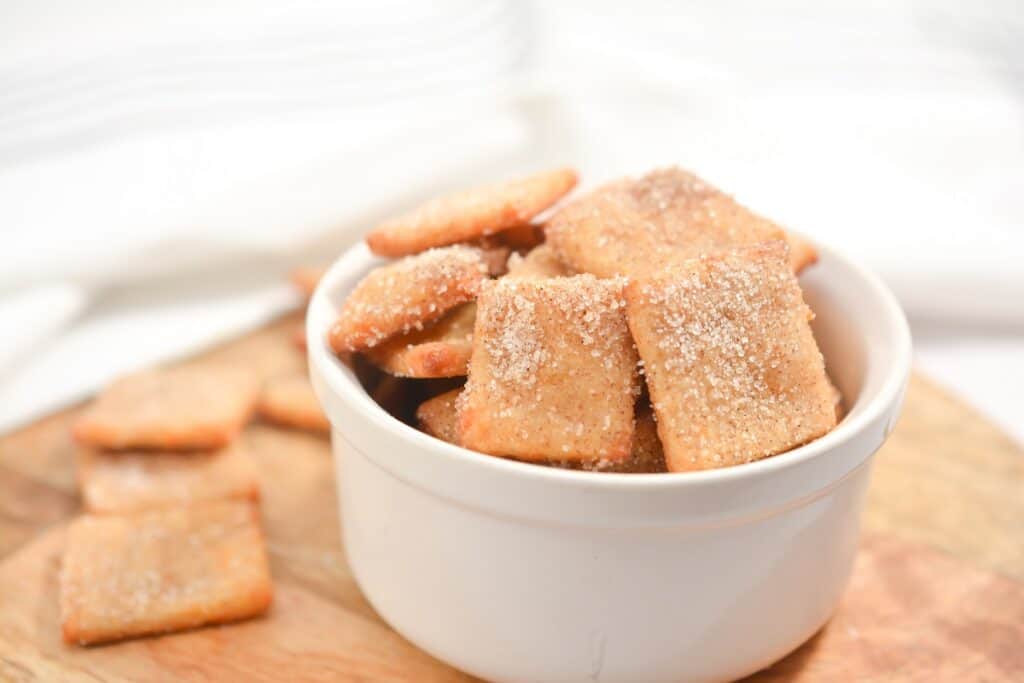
[0,0,1021,441]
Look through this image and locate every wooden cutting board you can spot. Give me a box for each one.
[1,313,1022,682]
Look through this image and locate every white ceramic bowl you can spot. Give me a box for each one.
[307,242,911,683]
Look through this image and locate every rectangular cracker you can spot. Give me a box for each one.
[363,303,475,378]
[625,241,836,471]
[458,275,639,462]
[422,388,665,473]
[60,500,273,645]
[547,167,816,277]
[329,245,487,353]
[77,443,259,514]
[73,366,259,451]
[365,168,577,257]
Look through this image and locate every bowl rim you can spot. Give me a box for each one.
[308,240,912,492]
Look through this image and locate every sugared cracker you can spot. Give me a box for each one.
[60,500,273,645]
[458,275,639,462]
[506,244,574,279]
[73,366,259,451]
[416,388,462,445]
[77,443,259,514]
[625,241,836,472]
[547,167,816,277]
[290,265,326,299]
[257,373,330,433]
[364,303,475,378]
[366,168,578,257]
[329,245,487,353]
[420,388,666,473]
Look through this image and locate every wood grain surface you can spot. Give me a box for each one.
[1,312,1022,682]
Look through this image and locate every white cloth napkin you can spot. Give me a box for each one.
[2,1,1022,442]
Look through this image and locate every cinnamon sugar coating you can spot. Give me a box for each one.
[329,245,487,353]
[366,168,577,257]
[547,167,816,277]
[458,275,639,462]
[625,241,835,471]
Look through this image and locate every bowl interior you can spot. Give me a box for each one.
[307,241,910,504]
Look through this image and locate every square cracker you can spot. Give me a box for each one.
[257,372,331,433]
[625,241,836,472]
[329,245,487,353]
[458,275,639,462]
[73,366,259,451]
[77,443,259,514]
[546,167,816,277]
[363,303,475,378]
[60,500,273,645]
[365,168,577,257]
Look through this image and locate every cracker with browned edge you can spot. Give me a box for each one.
[77,443,259,514]
[329,245,487,353]
[364,303,475,378]
[290,265,326,299]
[60,500,272,645]
[257,373,330,433]
[547,167,816,277]
[625,241,835,472]
[506,244,574,279]
[422,389,665,473]
[458,275,639,462]
[366,168,577,257]
[73,366,259,451]
[416,388,462,445]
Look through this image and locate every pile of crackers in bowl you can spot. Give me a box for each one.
[60,311,328,645]
[330,166,843,473]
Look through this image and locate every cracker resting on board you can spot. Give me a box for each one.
[77,443,259,514]
[257,373,331,433]
[60,500,273,645]
[73,366,259,451]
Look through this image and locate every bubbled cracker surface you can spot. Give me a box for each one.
[73,366,259,451]
[329,245,487,353]
[547,167,813,277]
[625,241,835,471]
[365,168,577,257]
[60,500,272,645]
[363,303,476,378]
[458,275,639,462]
[78,443,259,514]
